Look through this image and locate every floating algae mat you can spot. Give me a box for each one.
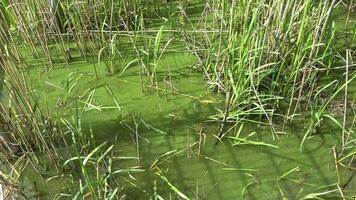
[0,0,355,199]
[12,50,352,199]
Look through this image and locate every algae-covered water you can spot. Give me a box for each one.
[1,1,355,200]
[11,45,353,199]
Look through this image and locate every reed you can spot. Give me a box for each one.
[0,0,354,199]
[183,0,341,139]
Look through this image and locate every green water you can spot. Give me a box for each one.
[1,2,355,200]
[13,46,353,199]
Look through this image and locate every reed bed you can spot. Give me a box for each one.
[0,0,355,199]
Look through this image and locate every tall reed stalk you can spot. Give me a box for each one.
[187,0,339,139]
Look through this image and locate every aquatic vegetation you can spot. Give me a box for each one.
[0,0,355,199]
[190,0,338,127]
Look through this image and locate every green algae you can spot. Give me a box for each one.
[1,1,355,199]
[13,47,353,199]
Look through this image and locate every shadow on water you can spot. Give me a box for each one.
[26,64,347,199]
[75,91,219,197]
[52,68,345,199]
[2,1,354,199]
[78,102,343,199]
[22,37,354,199]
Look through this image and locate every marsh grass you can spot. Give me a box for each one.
[59,104,145,199]
[0,0,355,199]
[192,0,338,123]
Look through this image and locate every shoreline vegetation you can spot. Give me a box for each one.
[0,0,355,199]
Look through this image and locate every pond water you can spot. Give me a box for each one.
[1,2,355,200]
[12,46,353,199]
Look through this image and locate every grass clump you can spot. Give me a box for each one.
[0,0,355,199]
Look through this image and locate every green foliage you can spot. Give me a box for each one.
[0,0,354,199]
